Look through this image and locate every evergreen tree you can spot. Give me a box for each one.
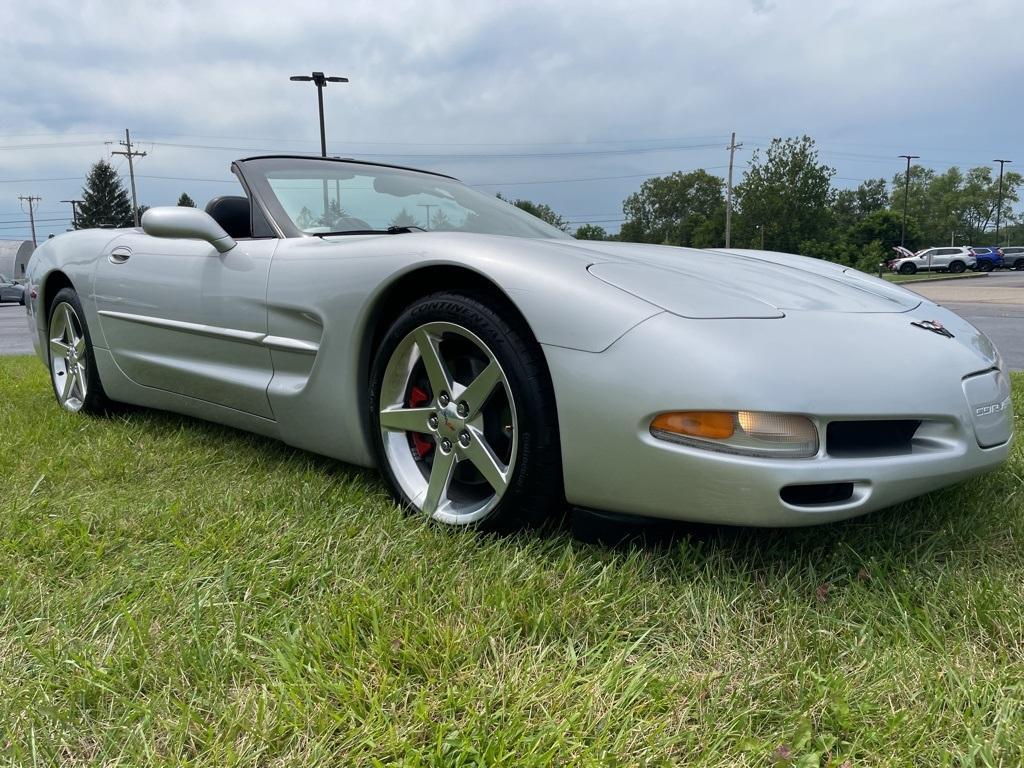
[430,208,454,231]
[389,208,418,228]
[77,160,133,229]
[177,193,196,207]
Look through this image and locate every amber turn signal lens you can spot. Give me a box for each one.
[650,411,735,440]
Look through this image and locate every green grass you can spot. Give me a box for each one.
[882,272,989,284]
[1,356,1023,767]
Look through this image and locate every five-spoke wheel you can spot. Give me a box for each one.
[370,292,562,529]
[46,287,109,414]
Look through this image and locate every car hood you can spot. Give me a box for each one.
[553,241,922,318]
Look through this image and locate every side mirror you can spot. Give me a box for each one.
[141,207,236,253]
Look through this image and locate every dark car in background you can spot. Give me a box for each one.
[999,246,1024,270]
[968,247,1004,272]
[0,274,26,305]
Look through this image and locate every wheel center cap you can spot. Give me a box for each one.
[440,406,463,434]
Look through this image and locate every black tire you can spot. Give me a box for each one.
[369,291,563,530]
[978,260,993,273]
[899,262,917,275]
[1013,259,1024,271]
[949,260,966,273]
[47,287,112,415]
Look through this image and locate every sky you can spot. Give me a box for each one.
[1,0,1022,241]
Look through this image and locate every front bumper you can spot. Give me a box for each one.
[544,309,1013,527]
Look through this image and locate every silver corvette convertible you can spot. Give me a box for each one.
[25,155,1013,528]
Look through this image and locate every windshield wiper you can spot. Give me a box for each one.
[315,225,426,238]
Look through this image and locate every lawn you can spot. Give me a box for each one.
[1,355,1022,766]
[882,272,989,284]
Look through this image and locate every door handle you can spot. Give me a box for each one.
[109,246,132,264]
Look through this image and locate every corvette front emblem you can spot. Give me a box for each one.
[911,320,955,338]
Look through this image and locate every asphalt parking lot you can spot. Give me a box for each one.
[0,273,1020,369]
[0,303,33,356]
[907,271,1023,371]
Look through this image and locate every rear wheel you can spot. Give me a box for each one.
[949,260,966,273]
[899,262,917,275]
[47,288,110,414]
[369,292,563,529]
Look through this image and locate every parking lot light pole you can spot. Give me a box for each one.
[899,154,919,247]
[994,159,1012,246]
[289,72,349,158]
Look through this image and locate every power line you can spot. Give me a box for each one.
[140,139,726,160]
[470,166,730,187]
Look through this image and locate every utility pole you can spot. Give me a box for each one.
[17,195,41,246]
[60,198,83,229]
[898,154,919,247]
[725,131,742,248]
[418,204,435,230]
[111,129,147,227]
[993,159,1012,245]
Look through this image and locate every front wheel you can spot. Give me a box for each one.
[977,260,993,273]
[899,262,917,275]
[1013,259,1024,271]
[369,292,563,530]
[47,288,110,414]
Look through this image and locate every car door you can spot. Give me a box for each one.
[919,249,935,271]
[940,248,960,269]
[93,231,278,419]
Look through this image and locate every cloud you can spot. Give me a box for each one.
[0,0,1020,235]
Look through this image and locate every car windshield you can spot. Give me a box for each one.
[246,158,571,239]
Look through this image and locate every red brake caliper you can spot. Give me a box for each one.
[408,385,434,459]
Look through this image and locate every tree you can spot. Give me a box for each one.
[76,160,133,229]
[734,136,835,252]
[430,208,454,231]
[619,170,724,246]
[851,208,919,249]
[498,193,569,231]
[574,224,607,240]
[389,208,418,228]
[177,193,196,207]
[890,165,1022,246]
[832,178,888,233]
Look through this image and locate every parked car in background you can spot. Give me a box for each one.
[888,246,975,275]
[968,247,1004,272]
[1000,246,1024,270]
[0,274,26,304]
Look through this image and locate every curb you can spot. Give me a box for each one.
[886,273,991,286]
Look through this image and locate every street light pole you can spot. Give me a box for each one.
[289,71,349,157]
[899,154,919,248]
[994,159,1012,246]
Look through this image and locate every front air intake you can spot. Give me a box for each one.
[826,420,921,458]
[780,482,855,507]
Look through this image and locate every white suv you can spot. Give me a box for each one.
[889,246,976,275]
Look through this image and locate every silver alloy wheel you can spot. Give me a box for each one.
[48,301,88,412]
[378,321,518,525]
